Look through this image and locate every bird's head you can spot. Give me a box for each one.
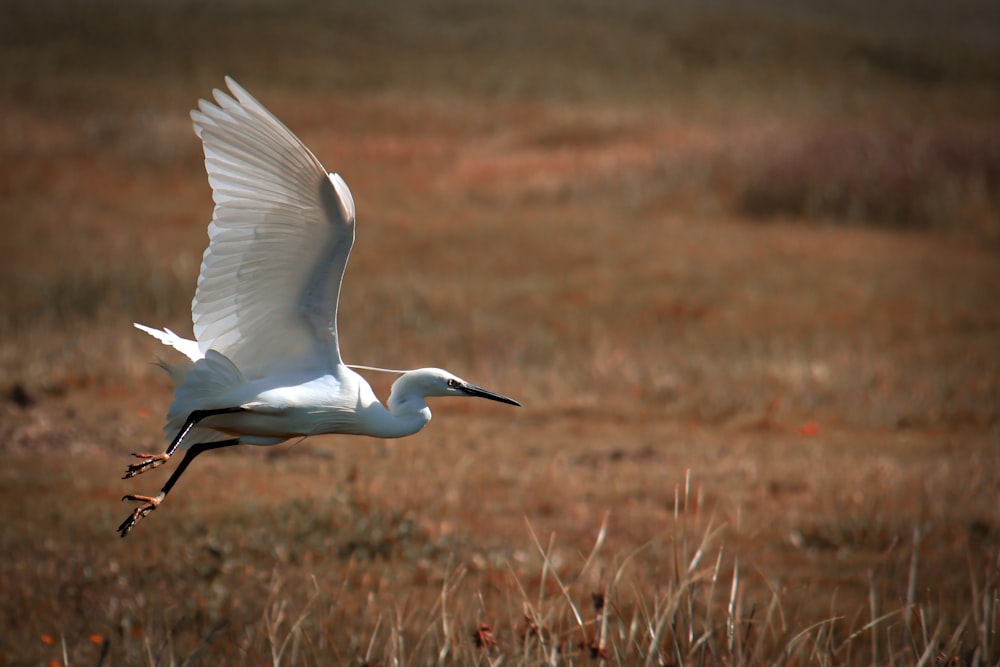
[392,368,521,407]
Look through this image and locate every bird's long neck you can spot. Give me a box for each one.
[353,385,431,439]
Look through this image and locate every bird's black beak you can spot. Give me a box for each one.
[460,382,521,407]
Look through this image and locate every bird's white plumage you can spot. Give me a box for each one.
[121,78,519,537]
[133,324,201,362]
[190,76,355,378]
[133,77,519,450]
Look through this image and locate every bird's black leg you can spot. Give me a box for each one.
[124,407,247,478]
[118,438,242,537]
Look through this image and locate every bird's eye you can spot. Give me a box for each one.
[447,378,459,388]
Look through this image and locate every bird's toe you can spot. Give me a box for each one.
[117,495,161,538]
[123,452,170,479]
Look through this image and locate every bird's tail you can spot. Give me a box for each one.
[135,322,203,388]
[134,323,203,362]
[145,358,190,389]
[163,350,245,445]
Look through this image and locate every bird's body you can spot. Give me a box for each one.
[157,351,444,442]
[118,78,519,536]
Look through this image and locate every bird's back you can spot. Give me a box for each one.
[161,352,359,445]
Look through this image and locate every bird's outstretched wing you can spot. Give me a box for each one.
[190,77,356,378]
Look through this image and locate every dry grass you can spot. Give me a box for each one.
[735,122,1000,237]
[2,445,998,665]
[2,0,1000,664]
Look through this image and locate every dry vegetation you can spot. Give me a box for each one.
[2,0,999,664]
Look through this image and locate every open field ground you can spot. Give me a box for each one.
[2,1,999,664]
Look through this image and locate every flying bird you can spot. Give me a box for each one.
[119,77,520,537]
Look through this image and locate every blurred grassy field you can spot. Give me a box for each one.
[2,0,999,664]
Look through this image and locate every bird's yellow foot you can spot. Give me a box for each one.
[118,494,161,537]
[123,452,171,479]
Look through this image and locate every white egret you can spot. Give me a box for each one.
[119,77,519,537]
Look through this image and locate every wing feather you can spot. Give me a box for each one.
[190,76,356,378]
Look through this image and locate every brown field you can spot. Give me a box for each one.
[2,1,1000,664]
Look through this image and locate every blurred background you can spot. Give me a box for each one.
[1,0,998,664]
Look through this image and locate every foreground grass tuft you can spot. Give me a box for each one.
[20,472,995,666]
